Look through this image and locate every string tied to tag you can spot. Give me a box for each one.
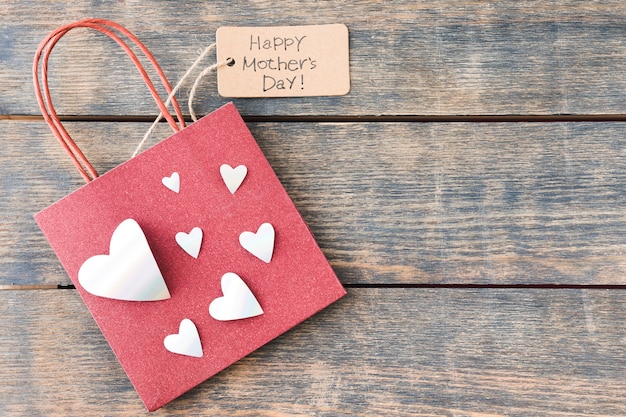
[134,45,232,157]
[33,18,185,182]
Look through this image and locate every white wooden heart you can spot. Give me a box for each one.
[77,218,171,301]
[163,318,203,358]
[162,172,180,193]
[220,164,247,194]
[239,222,275,263]
[209,272,263,321]
[175,227,203,258]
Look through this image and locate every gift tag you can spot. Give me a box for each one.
[35,103,346,411]
[216,24,350,97]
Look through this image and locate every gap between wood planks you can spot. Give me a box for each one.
[2,284,626,291]
[4,114,626,123]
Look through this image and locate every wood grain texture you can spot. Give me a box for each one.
[1,288,625,416]
[3,120,626,286]
[4,3,626,417]
[3,1,626,116]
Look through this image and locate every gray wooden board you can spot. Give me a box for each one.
[3,120,626,286]
[1,288,625,416]
[3,1,626,116]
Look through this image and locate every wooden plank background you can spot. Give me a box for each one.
[2,1,626,415]
[3,289,626,416]
[4,121,626,286]
[2,1,626,117]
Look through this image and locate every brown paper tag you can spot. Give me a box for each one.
[216,24,350,98]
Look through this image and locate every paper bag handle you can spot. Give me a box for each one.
[33,18,185,182]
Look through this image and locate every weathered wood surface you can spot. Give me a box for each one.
[3,1,626,416]
[2,288,625,416]
[3,120,626,286]
[3,1,626,116]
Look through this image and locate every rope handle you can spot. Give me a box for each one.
[33,18,185,182]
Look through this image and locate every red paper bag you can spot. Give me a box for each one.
[35,102,346,411]
[33,20,345,412]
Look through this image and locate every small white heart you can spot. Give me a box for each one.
[209,273,263,321]
[220,164,247,194]
[162,172,180,193]
[239,223,275,263]
[175,227,203,258]
[164,318,203,358]
[78,219,170,301]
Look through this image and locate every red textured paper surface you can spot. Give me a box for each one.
[34,103,346,411]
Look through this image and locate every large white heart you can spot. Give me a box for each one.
[220,164,247,194]
[78,219,170,301]
[164,318,203,358]
[175,227,203,258]
[239,222,275,263]
[161,172,180,193]
[209,272,263,321]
